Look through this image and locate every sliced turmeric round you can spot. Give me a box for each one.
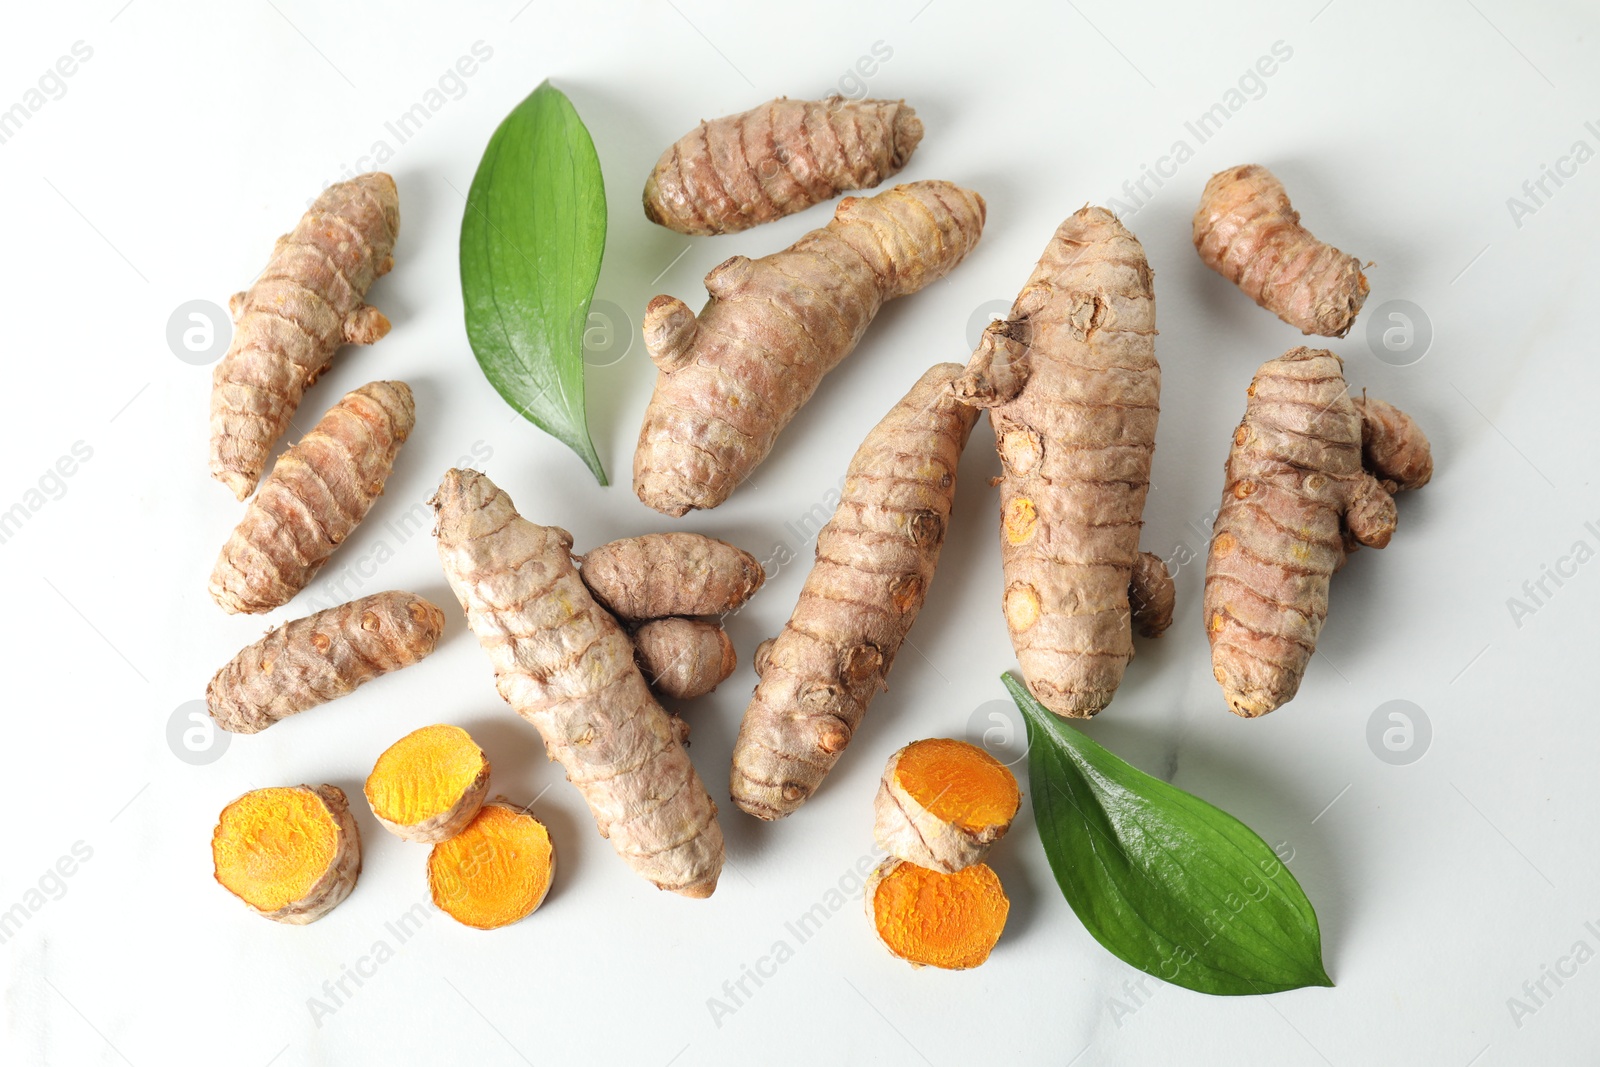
[365,724,490,843]
[865,858,1009,969]
[873,738,1020,873]
[428,801,555,929]
[212,784,362,924]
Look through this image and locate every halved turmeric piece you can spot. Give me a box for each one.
[212,784,361,924]
[865,858,1009,969]
[873,738,1020,873]
[365,724,491,843]
[428,801,555,930]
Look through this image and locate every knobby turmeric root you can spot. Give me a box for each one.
[209,381,414,614]
[432,469,725,897]
[642,96,923,235]
[210,173,400,499]
[953,207,1174,719]
[1355,395,1435,491]
[212,784,361,924]
[866,858,1009,970]
[428,800,555,930]
[1204,348,1431,716]
[730,364,978,819]
[633,618,737,700]
[873,739,1020,874]
[634,180,986,516]
[579,533,764,621]
[365,724,491,843]
[1193,164,1369,338]
[207,591,445,734]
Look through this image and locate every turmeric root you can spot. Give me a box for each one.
[428,800,555,929]
[634,180,986,516]
[209,380,414,614]
[952,207,1173,720]
[580,533,764,620]
[210,173,400,499]
[1354,395,1434,491]
[873,739,1020,874]
[1204,348,1431,716]
[633,618,736,700]
[730,364,978,819]
[865,858,1009,970]
[1193,164,1369,338]
[207,591,445,734]
[642,96,923,235]
[365,725,490,843]
[212,784,361,924]
[432,469,725,897]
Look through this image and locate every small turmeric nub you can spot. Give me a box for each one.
[428,801,555,930]
[212,785,361,924]
[365,725,491,843]
[874,739,1020,873]
[633,618,737,700]
[866,859,1009,970]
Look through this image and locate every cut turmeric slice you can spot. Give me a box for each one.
[212,785,361,924]
[428,801,555,930]
[873,738,1020,873]
[866,858,1009,969]
[365,724,491,843]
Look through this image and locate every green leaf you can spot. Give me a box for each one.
[460,80,608,484]
[1007,674,1332,996]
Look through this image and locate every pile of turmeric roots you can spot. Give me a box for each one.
[200,95,1431,968]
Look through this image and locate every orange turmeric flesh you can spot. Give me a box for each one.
[212,785,361,924]
[896,739,1019,831]
[867,859,1008,969]
[874,739,1020,873]
[428,802,555,930]
[365,724,490,843]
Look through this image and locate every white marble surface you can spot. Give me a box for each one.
[2,1,1596,1064]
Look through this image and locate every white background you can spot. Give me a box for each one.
[2,1,1597,1064]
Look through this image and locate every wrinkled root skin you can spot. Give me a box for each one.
[209,380,413,615]
[207,591,445,734]
[954,207,1170,720]
[730,364,978,819]
[210,173,399,499]
[432,469,725,897]
[634,180,986,516]
[1193,164,1368,338]
[579,533,763,620]
[642,96,923,235]
[1203,348,1430,716]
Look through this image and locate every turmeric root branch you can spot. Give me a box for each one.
[634,180,985,515]
[1193,164,1368,337]
[209,173,399,498]
[730,364,978,819]
[207,591,444,734]
[209,380,414,615]
[642,97,923,235]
